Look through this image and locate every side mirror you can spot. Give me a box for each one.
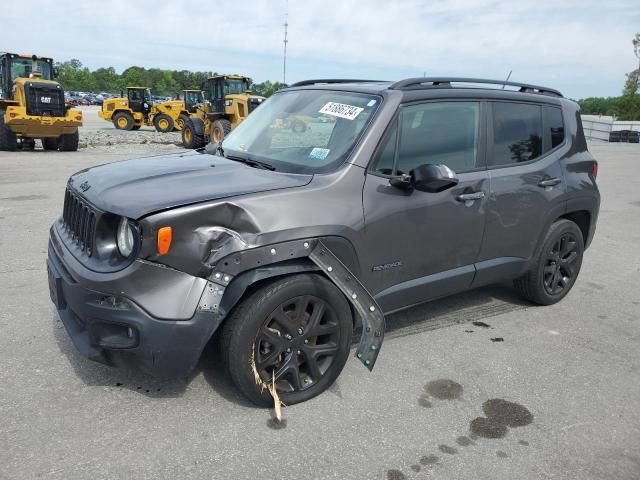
[388,164,459,193]
[411,164,459,193]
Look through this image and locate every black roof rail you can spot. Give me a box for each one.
[289,79,386,87]
[389,77,563,97]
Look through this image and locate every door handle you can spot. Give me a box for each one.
[456,191,485,202]
[538,177,561,188]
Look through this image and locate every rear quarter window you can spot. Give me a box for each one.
[489,102,543,166]
[544,106,565,149]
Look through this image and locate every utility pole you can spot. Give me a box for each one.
[283,0,289,85]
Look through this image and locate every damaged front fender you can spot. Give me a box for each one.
[197,238,385,370]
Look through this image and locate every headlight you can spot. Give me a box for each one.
[117,217,135,257]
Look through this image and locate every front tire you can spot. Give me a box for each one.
[113,112,134,130]
[182,119,205,149]
[59,130,79,151]
[514,219,584,305]
[42,137,59,151]
[153,113,174,133]
[211,119,232,143]
[221,274,353,406]
[0,112,17,151]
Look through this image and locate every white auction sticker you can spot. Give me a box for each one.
[319,102,364,120]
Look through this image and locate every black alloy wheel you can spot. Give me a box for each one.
[514,219,584,305]
[221,273,352,406]
[543,232,579,295]
[254,295,340,393]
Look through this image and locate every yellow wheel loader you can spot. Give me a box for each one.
[173,89,205,130]
[0,53,82,151]
[98,87,153,131]
[181,75,265,149]
[99,88,206,133]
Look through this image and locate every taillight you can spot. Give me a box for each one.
[592,161,598,179]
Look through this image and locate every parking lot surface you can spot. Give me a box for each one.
[1,141,639,480]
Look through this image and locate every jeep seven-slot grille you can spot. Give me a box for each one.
[62,189,97,256]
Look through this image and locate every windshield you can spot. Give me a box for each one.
[224,78,249,95]
[185,90,203,107]
[10,58,53,81]
[220,90,381,174]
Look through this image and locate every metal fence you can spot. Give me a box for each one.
[581,115,615,141]
[611,121,640,132]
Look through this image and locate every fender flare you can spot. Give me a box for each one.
[197,239,385,371]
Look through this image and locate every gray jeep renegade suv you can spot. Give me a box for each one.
[47,77,599,405]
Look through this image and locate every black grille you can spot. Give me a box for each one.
[25,82,66,117]
[62,189,97,256]
[248,97,262,113]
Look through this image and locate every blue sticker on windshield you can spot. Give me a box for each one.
[309,147,330,161]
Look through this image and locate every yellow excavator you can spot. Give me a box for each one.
[181,75,265,148]
[0,53,82,151]
[99,88,205,132]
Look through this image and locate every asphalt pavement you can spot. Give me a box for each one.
[0,140,639,480]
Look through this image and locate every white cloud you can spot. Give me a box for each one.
[3,0,639,98]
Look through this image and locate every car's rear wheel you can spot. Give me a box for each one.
[514,219,584,305]
[221,274,353,406]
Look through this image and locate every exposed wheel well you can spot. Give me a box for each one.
[217,263,360,335]
[560,210,590,244]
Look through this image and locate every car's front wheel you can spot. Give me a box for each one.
[221,274,353,406]
[514,219,584,305]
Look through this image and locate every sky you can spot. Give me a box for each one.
[3,0,639,99]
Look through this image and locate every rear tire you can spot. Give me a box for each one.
[514,219,584,305]
[153,113,174,133]
[182,119,205,149]
[0,112,18,151]
[59,130,79,151]
[176,114,190,131]
[221,274,353,406]
[113,112,134,130]
[211,119,232,143]
[42,138,59,151]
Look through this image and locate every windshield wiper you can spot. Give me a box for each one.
[211,143,276,171]
[225,154,276,171]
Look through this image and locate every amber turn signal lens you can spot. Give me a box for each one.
[157,227,172,255]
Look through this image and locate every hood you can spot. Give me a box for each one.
[68,151,312,219]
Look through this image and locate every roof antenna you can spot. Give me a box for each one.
[502,70,512,89]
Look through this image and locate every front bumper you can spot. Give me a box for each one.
[47,227,219,378]
[5,107,82,137]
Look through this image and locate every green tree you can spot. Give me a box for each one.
[252,80,288,97]
[622,33,640,96]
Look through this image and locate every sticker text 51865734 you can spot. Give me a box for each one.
[319,102,364,121]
